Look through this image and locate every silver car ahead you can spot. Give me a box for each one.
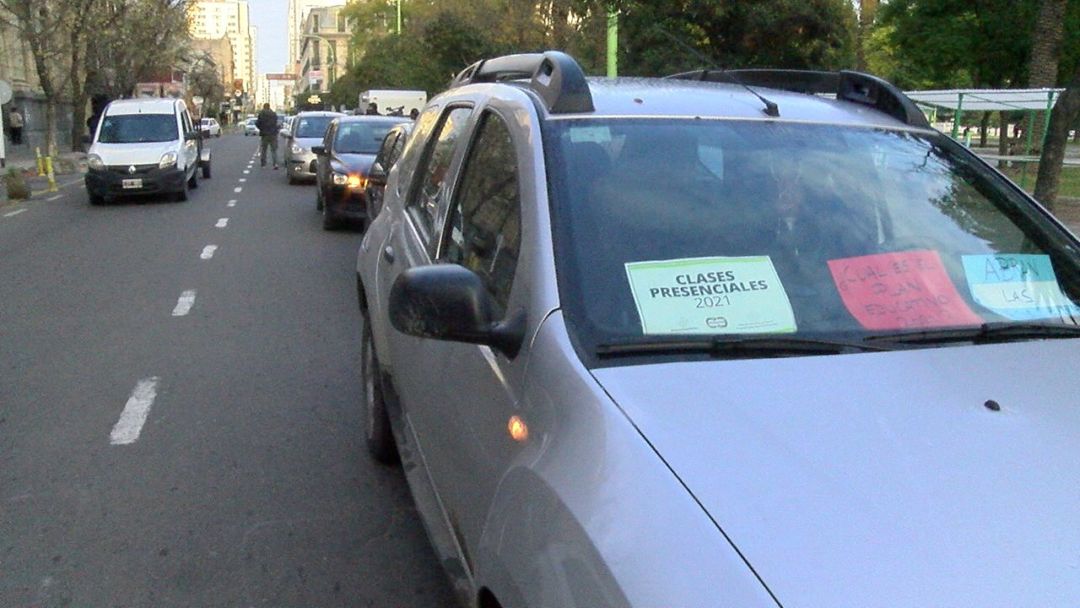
[356,51,1080,608]
[283,110,344,184]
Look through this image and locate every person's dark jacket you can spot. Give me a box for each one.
[256,109,278,136]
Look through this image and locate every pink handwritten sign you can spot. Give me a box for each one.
[828,250,982,330]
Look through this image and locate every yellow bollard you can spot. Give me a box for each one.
[35,147,45,176]
[44,155,57,192]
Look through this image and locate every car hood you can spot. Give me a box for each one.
[590,339,1080,606]
[331,153,375,174]
[291,137,323,149]
[90,141,178,166]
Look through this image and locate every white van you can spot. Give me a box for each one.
[85,98,211,204]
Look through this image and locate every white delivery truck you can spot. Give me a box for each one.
[358,90,427,117]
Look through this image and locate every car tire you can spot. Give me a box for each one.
[316,185,324,210]
[176,176,189,202]
[187,166,198,190]
[362,319,397,464]
[202,160,211,179]
[89,191,105,206]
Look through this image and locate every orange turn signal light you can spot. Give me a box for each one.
[508,415,529,442]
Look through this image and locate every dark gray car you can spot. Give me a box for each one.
[357,51,1080,608]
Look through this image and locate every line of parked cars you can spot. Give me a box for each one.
[350,51,1080,608]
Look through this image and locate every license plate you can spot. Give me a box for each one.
[122,178,142,189]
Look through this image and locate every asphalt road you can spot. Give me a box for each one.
[0,134,457,607]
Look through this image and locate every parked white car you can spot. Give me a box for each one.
[244,117,259,136]
[199,117,221,137]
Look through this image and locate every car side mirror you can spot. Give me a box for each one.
[369,161,386,181]
[184,131,199,141]
[389,264,524,358]
[311,145,326,156]
[80,135,91,145]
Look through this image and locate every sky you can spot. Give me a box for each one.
[251,0,289,75]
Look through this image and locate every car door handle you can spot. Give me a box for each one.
[382,246,395,264]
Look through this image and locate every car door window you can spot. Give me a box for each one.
[441,111,521,313]
[387,130,407,166]
[407,106,472,240]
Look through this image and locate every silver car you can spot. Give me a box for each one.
[356,52,1080,607]
[283,110,344,184]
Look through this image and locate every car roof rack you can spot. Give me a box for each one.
[667,68,929,128]
[450,51,595,114]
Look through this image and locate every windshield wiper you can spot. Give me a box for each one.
[596,335,891,359]
[863,321,1080,346]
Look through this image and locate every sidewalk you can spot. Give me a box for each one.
[1,143,87,202]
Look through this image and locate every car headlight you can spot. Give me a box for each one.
[291,144,304,155]
[159,151,177,169]
[333,172,366,188]
[88,154,105,171]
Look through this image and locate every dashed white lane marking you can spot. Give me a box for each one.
[227,199,237,207]
[47,194,62,201]
[172,290,197,316]
[200,245,218,259]
[238,178,247,183]
[215,218,229,228]
[110,377,160,446]
[3,209,26,217]
[233,187,242,193]
[242,170,250,174]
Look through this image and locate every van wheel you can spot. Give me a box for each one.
[176,178,189,202]
[188,167,198,189]
[89,192,105,206]
[202,161,211,179]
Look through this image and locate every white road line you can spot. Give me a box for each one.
[110,377,160,445]
[3,208,26,217]
[242,170,250,174]
[172,290,197,316]
[215,217,228,228]
[233,187,242,193]
[47,194,62,202]
[238,178,247,183]
[200,245,218,259]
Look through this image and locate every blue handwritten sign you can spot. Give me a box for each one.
[962,254,1080,321]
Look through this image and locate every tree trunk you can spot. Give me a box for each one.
[1026,0,1067,150]
[997,112,1010,169]
[979,111,990,147]
[1033,65,1080,210]
[70,38,88,151]
[856,0,879,71]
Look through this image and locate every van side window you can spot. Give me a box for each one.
[406,106,472,240]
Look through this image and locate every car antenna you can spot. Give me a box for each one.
[649,25,780,117]
[704,69,780,117]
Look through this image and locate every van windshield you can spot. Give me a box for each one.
[98,114,178,144]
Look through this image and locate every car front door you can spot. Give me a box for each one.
[403,108,530,574]
[180,109,198,175]
[317,120,338,191]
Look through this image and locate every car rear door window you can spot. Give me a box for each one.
[441,111,521,312]
[406,106,472,239]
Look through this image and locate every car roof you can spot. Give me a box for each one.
[105,98,181,116]
[334,115,411,125]
[527,77,918,130]
[295,111,346,117]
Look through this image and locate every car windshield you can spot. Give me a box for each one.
[544,119,1080,363]
[98,114,178,144]
[334,122,400,154]
[296,116,336,139]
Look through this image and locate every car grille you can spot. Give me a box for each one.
[104,164,158,176]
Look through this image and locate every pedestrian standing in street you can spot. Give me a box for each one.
[365,102,380,116]
[9,107,24,145]
[256,103,279,169]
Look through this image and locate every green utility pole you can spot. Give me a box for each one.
[606,9,618,77]
[396,0,402,34]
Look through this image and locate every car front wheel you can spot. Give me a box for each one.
[362,319,397,464]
